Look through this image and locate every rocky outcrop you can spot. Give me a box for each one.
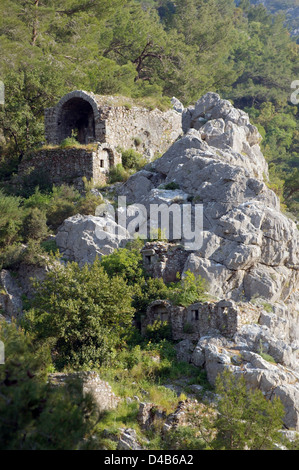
[0,270,23,319]
[55,213,129,266]
[117,428,143,450]
[119,92,299,304]
[187,334,299,430]
[119,92,299,429]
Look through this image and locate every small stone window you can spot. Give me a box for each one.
[192,309,199,321]
[100,159,105,168]
[145,255,152,265]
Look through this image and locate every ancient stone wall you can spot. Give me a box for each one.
[143,299,261,341]
[45,91,104,145]
[18,145,121,187]
[45,90,182,159]
[142,242,189,283]
[49,371,120,413]
[102,105,182,160]
[28,90,183,187]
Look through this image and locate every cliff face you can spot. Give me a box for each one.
[118,92,299,430]
[120,92,299,306]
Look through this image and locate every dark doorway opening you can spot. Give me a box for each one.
[58,98,95,144]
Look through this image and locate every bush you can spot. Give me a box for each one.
[108,163,130,183]
[60,137,81,148]
[76,192,103,216]
[20,240,49,267]
[145,320,172,343]
[0,244,24,270]
[40,239,58,255]
[0,190,24,246]
[211,369,285,450]
[46,185,80,229]
[121,148,146,170]
[0,321,98,450]
[24,259,135,369]
[17,166,52,197]
[101,247,145,286]
[22,207,48,242]
[163,182,180,190]
[167,271,208,307]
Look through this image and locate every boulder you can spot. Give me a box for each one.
[55,214,130,265]
[175,339,195,363]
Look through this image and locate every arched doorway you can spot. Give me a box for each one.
[57,97,95,144]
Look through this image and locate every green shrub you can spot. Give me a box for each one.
[0,190,24,246]
[108,163,130,183]
[0,244,24,270]
[17,166,52,197]
[145,320,172,343]
[60,137,80,148]
[211,369,285,450]
[76,192,103,216]
[20,240,48,267]
[259,352,276,364]
[162,426,206,450]
[0,321,98,450]
[23,187,52,212]
[22,207,48,242]
[167,271,208,307]
[163,182,180,190]
[40,239,58,255]
[121,148,146,170]
[24,259,135,369]
[46,185,80,229]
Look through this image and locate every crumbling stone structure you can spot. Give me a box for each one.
[18,144,118,187]
[141,241,189,283]
[49,371,120,413]
[142,299,261,341]
[19,90,182,186]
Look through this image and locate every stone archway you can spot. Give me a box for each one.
[54,91,101,145]
[57,97,95,144]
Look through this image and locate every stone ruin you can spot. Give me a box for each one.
[18,90,182,186]
[141,241,189,283]
[142,299,261,341]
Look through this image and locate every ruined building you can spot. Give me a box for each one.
[18,90,182,186]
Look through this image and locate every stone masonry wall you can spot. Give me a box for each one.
[143,299,261,341]
[49,371,120,413]
[45,90,182,160]
[102,105,182,160]
[18,146,119,186]
[142,242,189,283]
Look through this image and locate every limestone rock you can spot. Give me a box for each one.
[117,429,143,451]
[0,270,23,319]
[55,214,129,265]
[175,339,195,363]
[137,402,166,430]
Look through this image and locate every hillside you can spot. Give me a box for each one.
[248,0,299,37]
[0,0,299,452]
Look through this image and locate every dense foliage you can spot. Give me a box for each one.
[0,322,98,449]
[0,0,298,217]
[0,0,298,450]
[24,259,135,369]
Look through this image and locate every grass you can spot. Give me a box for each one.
[88,335,215,449]
[30,141,99,153]
[259,352,277,364]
